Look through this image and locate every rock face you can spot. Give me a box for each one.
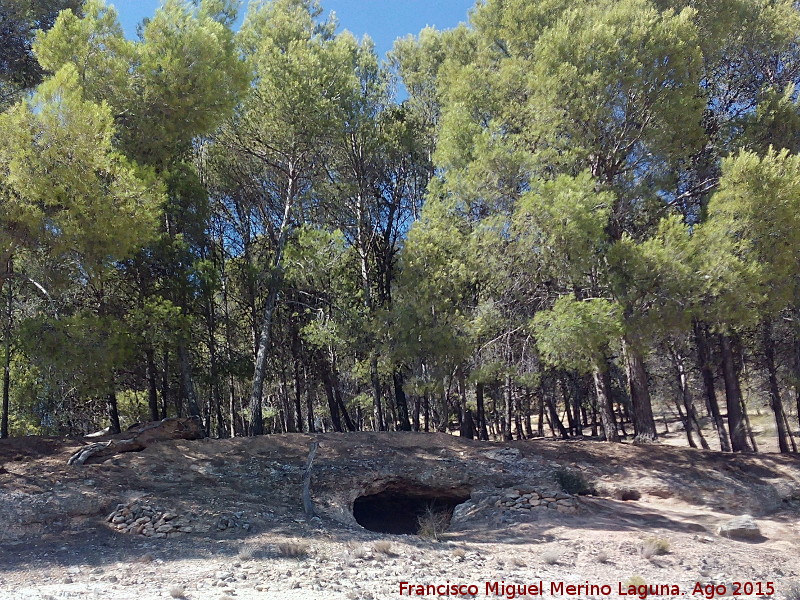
[718,515,763,540]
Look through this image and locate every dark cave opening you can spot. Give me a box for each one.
[352,484,471,535]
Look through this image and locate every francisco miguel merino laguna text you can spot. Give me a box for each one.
[399,580,683,599]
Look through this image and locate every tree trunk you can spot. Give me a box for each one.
[592,363,620,442]
[107,386,121,435]
[523,392,534,439]
[321,366,342,432]
[719,333,751,452]
[762,320,790,453]
[622,337,657,443]
[178,342,200,417]
[693,320,730,451]
[537,392,545,437]
[393,371,411,431]
[250,392,264,436]
[504,373,513,440]
[306,368,316,433]
[671,345,710,450]
[145,347,160,423]
[249,186,294,422]
[1,271,11,439]
[161,350,170,420]
[476,382,489,440]
[545,393,569,439]
[331,364,355,432]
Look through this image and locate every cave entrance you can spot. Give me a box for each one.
[352,483,471,535]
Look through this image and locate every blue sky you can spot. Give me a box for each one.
[111,0,476,58]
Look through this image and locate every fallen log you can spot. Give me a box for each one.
[68,417,205,465]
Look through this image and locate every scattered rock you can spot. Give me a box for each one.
[718,515,763,541]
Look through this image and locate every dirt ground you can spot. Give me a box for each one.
[1,431,799,600]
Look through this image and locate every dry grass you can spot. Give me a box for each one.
[417,506,452,540]
[237,543,256,561]
[625,576,647,589]
[373,540,396,556]
[541,547,561,565]
[276,541,309,559]
[640,537,670,560]
[346,541,369,560]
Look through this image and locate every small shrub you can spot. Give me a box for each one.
[625,576,647,589]
[276,542,309,559]
[417,506,452,541]
[555,468,594,495]
[373,540,396,556]
[620,488,642,501]
[169,584,186,599]
[237,543,256,561]
[541,548,561,565]
[640,537,670,560]
[346,541,369,560]
[596,550,609,564]
[452,547,466,559]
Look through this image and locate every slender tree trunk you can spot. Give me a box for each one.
[412,396,421,431]
[537,394,545,437]
[305,367,316,433]
[393,371,411,431]
[250,392,264,436]
[161,350,170,420]
[178,342,200,417]
[476,382,489,440]
[107,384,121,435]
[782,409,797,452]
[545,393,569,439]
[204,293,224,438]
[320,366,342,432]
[504,373,513,440]
[145,347,160,422]
[762,320,790,453]
[1,270,11,439]
[293,361,303,433]
[523,392,534,439]
[671,346,710,449]
[673,395,697,448]
[622,337,657,443]
[249,185,294,420]
[561,376,577,436]
[719,333,751,452]
[592,362,620,442]
[694,320,730,451]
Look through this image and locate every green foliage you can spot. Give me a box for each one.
[35,0,248,164]
[554,467,595,496]
[514,172,612,283]
[532,295,622,373]
[694,148,800,326]
[0,64,164,271]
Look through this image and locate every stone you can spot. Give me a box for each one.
[718,515,762,540]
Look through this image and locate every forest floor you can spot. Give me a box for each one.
[1,431,799,600]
